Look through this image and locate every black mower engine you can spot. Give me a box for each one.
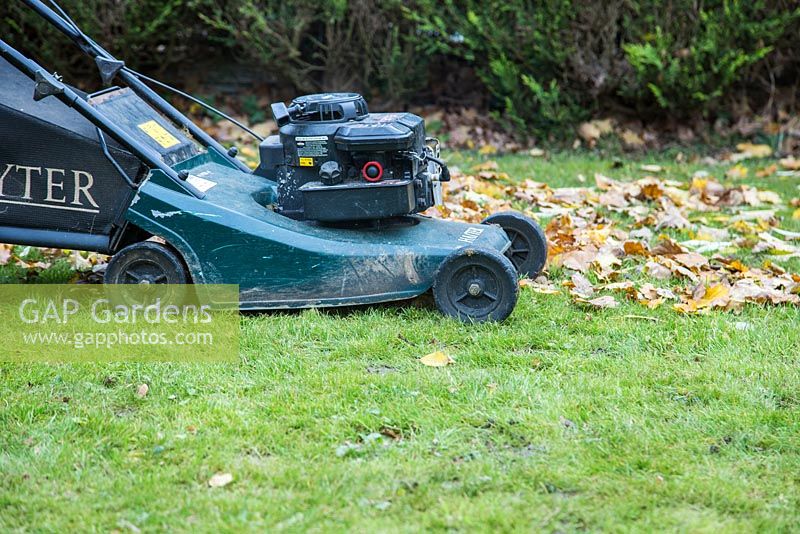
[254,93,449,222]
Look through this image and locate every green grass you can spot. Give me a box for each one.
[1,151,799,532]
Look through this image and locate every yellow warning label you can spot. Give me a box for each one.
[299,157,314,167]
[137,120,180,149]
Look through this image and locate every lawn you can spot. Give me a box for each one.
[1,150,799,532]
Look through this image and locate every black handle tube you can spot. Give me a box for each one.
[21,0,252,174]
[0,39,204,199]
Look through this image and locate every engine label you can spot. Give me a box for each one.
[299,157,314,167]
[296,136,329,158]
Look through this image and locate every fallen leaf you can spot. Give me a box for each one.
[520,278,560,294]
[569,272,594,299]
[673,253,709,270]
[578,122,601,145]
[623,240,650,257]
[620,129,644,148]
[656,205,691,230]
[756,164,777,178]
[136,384,149,398]
[696,284,731,308]
[420,351,454,367]
[726,165,748,179]
[757,191,781,204]
[581,295,619,309]
[779,156,800,171]
[561,250,597,273]
[645,261,672,280]
[472,160,498,172]
[208,472,233,488]
[734,143,772,160]
[640,164,663,173]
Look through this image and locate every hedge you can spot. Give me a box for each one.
[3,0,798,140]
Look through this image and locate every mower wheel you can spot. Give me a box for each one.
[433,247,519,322]
[104,241,189,285]
[482,212,547,279]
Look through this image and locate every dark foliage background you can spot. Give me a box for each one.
[2,0,799,141]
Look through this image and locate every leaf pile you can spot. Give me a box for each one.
[427,157,800,313]
[0,244,106,283]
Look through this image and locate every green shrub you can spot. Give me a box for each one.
[621,1,799,115]
[410,0,590,139]
[2,0,797,139]
[1,0,204,85]
[196,0,427,104]
[411,0,799,138]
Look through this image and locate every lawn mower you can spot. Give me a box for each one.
[0,0,547,322]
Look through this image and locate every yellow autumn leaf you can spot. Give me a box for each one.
[793,208,800,220]
[735,143,772,159]
[420,351,454,367]
[726,165,748,179]
[696,284,730,309]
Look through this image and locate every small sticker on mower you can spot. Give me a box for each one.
[299,157,314,167]
[137,120,180,149]
[457,227,485,243]
[186,175,217,192]
[296,136,329,158]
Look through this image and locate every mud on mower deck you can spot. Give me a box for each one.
[0,0,547,322]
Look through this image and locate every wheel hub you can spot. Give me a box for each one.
[467,281,483,297]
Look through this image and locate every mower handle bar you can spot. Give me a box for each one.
[0,38,205,199]
[20,0,253,175]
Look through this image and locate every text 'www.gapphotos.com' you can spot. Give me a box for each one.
[22,330,215,350]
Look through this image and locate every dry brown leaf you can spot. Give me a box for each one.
[623,241,650,257]
[561,250,597,273]
[656,205,691,230]
[651,238,686,256]
[620,129,644,148]
[472,160,498,172]
[520,278,560,294]
[756,164,778,178]
[578,122,602,145]
[780,156,800,171]
[569,272,595,299]
[673,253,709,270]
[420,351,454,367]
[644,261,673,280]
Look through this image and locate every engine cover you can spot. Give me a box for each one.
[254,93,446,222]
